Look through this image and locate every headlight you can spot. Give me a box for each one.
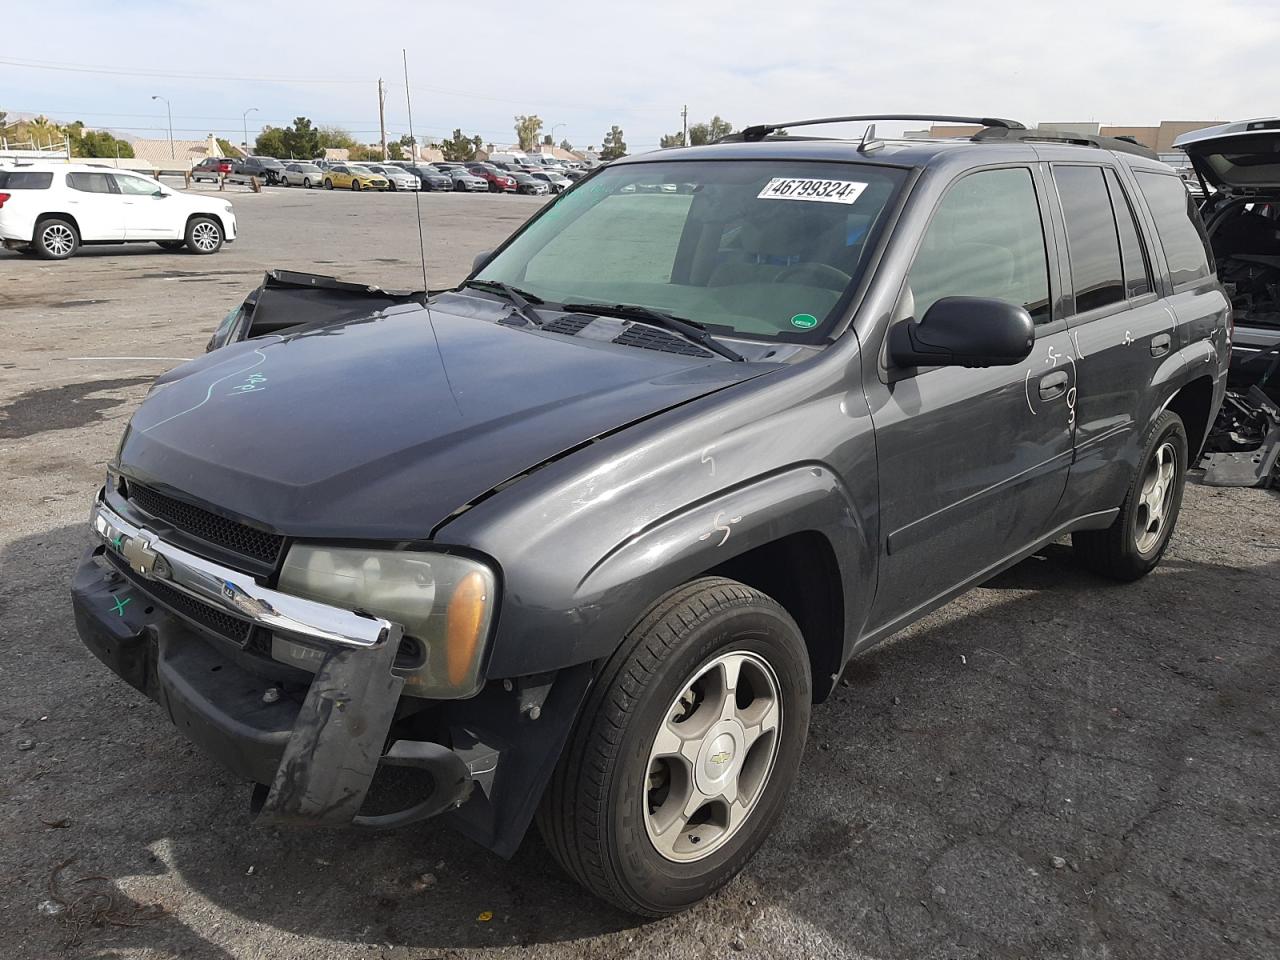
[277,545,497,698]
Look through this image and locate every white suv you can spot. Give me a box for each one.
[0,164,237,259]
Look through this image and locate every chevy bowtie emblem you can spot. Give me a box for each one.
[709,751,732,765]
[121,533,166,579]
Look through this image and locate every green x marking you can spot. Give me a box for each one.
[111,596,131,617]
[111,534,124,550]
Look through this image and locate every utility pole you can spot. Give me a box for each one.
[152,95,174,159]
[378,79,388,161]
[682,104,688,147]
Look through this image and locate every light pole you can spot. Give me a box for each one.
[549,122,565,152]
[151,95,174,159]
[243,107,259,156]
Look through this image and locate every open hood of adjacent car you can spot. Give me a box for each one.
[1175,119,1280,194]
[120,301,769,541]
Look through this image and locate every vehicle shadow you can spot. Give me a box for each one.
[0,245,203,261]
[3,518,1277,958]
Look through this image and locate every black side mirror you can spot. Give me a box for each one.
[471,251,493,274]
[888,296,1034,368]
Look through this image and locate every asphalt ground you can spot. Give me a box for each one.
[1,183,1278,960]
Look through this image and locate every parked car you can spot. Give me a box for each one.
[449,167,489,192]
[405,164,454,191]
[69,115,1227,919]
[364,164,420,191]
[0,163,235,258]
[528,170,571,194]
[464,163,517,193]
[509,171,550,195]
[230,156,286,185]
[323,164,388,191]
[280,162,325,188]
[192,157,232,182]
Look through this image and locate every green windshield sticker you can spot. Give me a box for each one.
[790,313,818,329]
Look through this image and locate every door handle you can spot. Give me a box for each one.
[1150,333,1172,357]
[1038,370,1069,401]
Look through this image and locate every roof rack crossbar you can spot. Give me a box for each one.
[734,114,1025,142]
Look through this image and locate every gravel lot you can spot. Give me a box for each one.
[1,184,1277,960]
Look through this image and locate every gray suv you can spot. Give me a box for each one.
[70,114,1228,917]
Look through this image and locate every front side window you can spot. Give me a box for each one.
[1053,165,1125,313]
[908,167,1051,324]
[475,159,908,340]
[66,172,115,194]
[1136,170,1213,285]
[113,174,161,196]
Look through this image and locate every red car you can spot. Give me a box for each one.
[192,157,233,183]
[464,162,517,193]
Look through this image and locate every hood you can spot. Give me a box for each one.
[119,301,768,540]
[1175,119,1280,193]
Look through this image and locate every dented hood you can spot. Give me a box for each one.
[120,302,766,540]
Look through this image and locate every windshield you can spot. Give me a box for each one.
[349,165,374,175]
[474,159,907,340]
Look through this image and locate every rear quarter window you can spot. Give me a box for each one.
[0,171,53,189]
[1135,170,1214,286]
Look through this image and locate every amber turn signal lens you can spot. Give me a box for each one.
[446,571,488,686]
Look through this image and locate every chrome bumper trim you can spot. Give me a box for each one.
[91,499,392,649]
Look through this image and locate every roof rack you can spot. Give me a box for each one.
[730,115,1025,143]
[971,126,1159,159]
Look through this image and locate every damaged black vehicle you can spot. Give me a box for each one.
[72,116,1228,916]
[1176,118,1280,486]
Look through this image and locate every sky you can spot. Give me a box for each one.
[3,0,1278,153]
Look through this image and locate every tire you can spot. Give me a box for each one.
[537,577,811,916]
[156,240,185,250]
[324,178,333,190]
[351,180,360,191]
[303,178,312,188]
[1072,409,1188,581]
[33,217,79,259]
[184,216,223,255]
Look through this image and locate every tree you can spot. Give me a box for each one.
[441,128,483,162]
[217,138,237,156]
[318,125,358,151]
[559,138,573,152]
[254,126,289,157]
[514,115,543,152]
[397,133,417,160]
[662,115,733,148]
[66,122,133,158]
[600,125,627,160]
[542,133,553,146]
[281,117,322,159]
[387,142,404,160]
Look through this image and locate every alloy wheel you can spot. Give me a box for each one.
[42,224,75,257]
[1135,441,1177,554]
[191,221,220,252]
[643,650,781,862]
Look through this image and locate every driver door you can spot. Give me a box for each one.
[862,165,1077,635]
[113,173,175,239]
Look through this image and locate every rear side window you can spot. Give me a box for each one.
[66,172,116,194]
[908,167,1051,323]
[1135,171,1213,285]
[0,171,53,189]
[1053,166,1124,313]
[1104,169,1152,298]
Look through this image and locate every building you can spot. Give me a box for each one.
[129,134,226,170]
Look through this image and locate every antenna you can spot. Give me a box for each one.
[402,49,461,414]
[402,49,429,298]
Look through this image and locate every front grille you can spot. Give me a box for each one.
[612,325,713,358]
[126,482,284,567]
[105,550,253,648]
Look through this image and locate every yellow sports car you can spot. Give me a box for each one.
[322,164,388,191]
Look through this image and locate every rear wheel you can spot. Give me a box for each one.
[537,577,811,916]
[1073,410,1188,580]
[324,178,333,190]
[33,218,79,259]
[184,216,223,255]
[351,180,360,191]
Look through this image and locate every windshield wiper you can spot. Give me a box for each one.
[461,279,544,327]
[562,302,745,362]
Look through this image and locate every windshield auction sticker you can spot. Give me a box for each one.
[757,178,868,204]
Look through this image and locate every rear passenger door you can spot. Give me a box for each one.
[1049,163,1175,513]
[63,171,125,240]
[864,165,1078,633]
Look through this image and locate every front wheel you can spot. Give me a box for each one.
[303,177,312,188]
[185,216,224,255]
[537,577,811,916]
[1072,410,1188,580]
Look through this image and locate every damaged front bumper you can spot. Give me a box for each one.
[71,499,591,852]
